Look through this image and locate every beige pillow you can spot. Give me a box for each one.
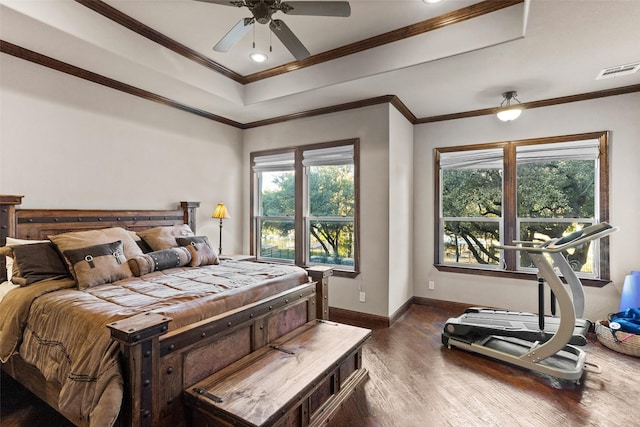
[176,236,219,267]
[137,225,194,252]
[63,240,132,289]
[49,227,143,280]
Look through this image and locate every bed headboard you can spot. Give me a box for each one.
[0,195,200,282]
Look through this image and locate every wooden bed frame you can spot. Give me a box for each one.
[0,196,336,427]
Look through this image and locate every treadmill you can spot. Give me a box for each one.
[442,223,617,381]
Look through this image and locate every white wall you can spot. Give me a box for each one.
[4,51,637,323]
[242,104,392,317]
[413,92,640,321]
[388,107,414,317]
[0,55,244,253]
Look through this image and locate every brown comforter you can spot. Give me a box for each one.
[0,260,307,427]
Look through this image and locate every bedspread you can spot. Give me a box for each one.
[0,260,307,427]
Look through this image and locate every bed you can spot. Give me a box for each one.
[0,196,337,427]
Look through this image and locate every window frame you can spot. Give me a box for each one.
[434,131,610,287]
[250,139,360,278]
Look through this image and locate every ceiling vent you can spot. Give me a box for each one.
[596,62,640,80]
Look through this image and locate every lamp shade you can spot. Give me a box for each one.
[212,203,230,219]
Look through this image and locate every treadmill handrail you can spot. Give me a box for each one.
[495,223,616,318]
[495,223,617,254]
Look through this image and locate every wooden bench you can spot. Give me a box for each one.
[184,320,371,427]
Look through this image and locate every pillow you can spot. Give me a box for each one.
[137,225,194,252]
[1,238,49,281]
[63,240,132,289]
[49,227,143,277]
[176,236,219,267]
[128,247,192,277]
[10,242,70,286]
[0,246,17,280]
[135,239,154,254]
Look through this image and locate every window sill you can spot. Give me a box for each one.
[254,257,360,279]
[434,264,610,288]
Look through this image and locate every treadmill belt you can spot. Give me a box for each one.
[483,336,580,371]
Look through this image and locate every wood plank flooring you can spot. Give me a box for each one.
[2,302,639,426]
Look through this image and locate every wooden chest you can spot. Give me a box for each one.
[183,320,371,427]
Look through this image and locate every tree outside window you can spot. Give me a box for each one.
[252,141,359,275]
[435,132,610,284]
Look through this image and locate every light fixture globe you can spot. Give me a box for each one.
[497,91,523,122]
[249,51,268,63]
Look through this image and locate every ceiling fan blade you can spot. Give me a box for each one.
[269,19,310,60]
[213,19,254,52]
[281,1,351,17]
[193,0,244,7]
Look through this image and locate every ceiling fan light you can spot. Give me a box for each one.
[249,51,268,63]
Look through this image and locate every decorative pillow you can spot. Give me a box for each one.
[49,227,143,277]
[135,239,154,254]
[128,247,192,277]
[176,236,219,267]
[63,240,132,290]
[11,242,70,286]
[137,225,194,252]
[1,238,49,281]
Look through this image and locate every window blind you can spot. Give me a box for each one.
[439,148,503,170]
[516,140,600,164]
[302,145,354,167]
[252,152,295,172]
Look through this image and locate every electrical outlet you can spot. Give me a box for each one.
[359,291,366,303]
[428,281,435,290]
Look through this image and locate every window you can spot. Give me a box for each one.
[435,132,610,286]
[251,140,359,276]
[253,152,296,261]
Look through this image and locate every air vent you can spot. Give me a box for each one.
[596,62,640,80]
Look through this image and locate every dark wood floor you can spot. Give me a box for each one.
[2,302,639,426]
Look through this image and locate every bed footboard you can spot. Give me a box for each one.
[109,267,331,427]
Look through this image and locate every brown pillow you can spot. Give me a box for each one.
[49,227,143,279]
[1,238,48,281]
[128,247,192,277]
[137,225,194,252]
[176,236,219,267]
[11,242,70,286]
[63,240,132,289]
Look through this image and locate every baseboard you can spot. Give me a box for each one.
[389,298,413,325]
[411,296,474,312]
[329,307,390,329]
[329,297,473,330]
[329,298,415,329]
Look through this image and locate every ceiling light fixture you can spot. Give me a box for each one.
[249,25,270,63]
[249,51,268,63]
[423,0,443,3]
[496,91,523,122]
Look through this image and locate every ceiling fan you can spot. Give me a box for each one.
[194,0,351,60]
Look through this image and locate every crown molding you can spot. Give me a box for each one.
[75,0,245,83]
[75,0,523,85]
[2,40,639,130]
[0,40,244,128]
